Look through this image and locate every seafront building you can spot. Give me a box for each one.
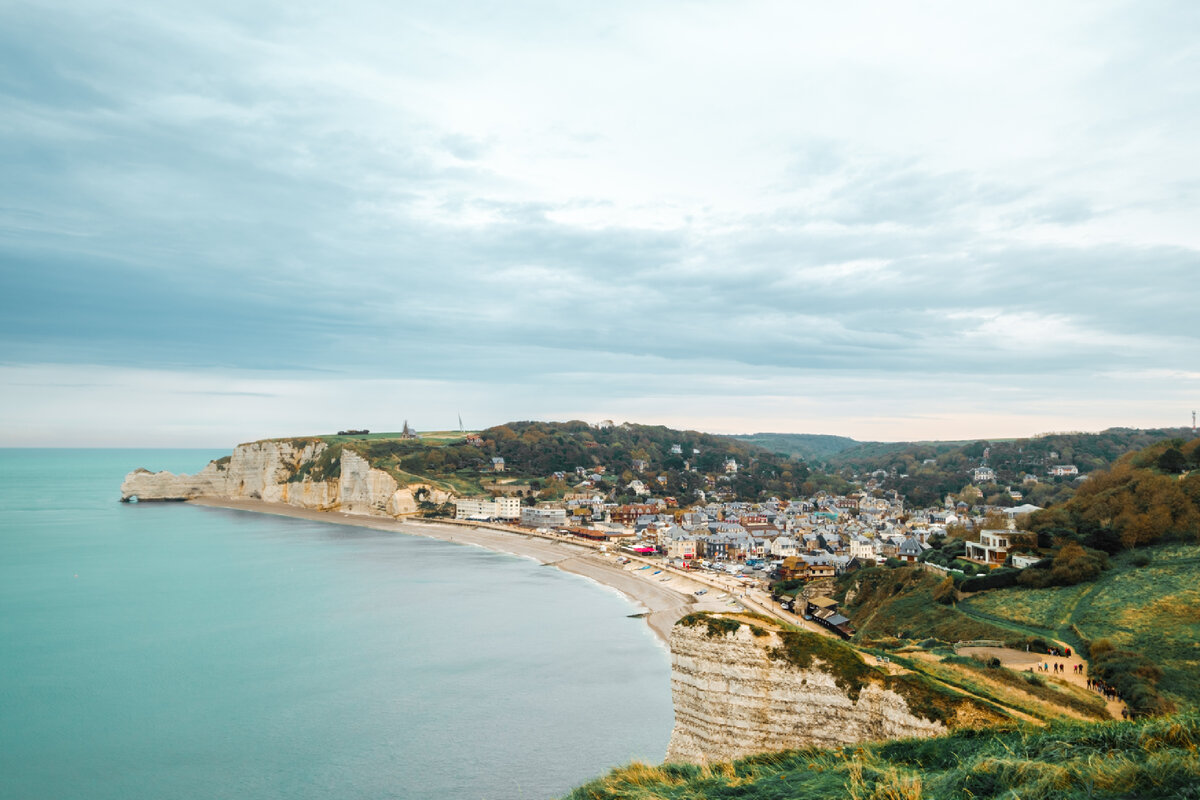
[454,496,521,520]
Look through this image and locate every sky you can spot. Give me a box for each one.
[2,1,1199,447]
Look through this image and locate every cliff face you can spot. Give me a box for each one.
[666,620,972,764]
[120,440,451,517]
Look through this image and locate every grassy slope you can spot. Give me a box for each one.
[841,567,1034,646]
[962,544,1200,708]
[564,714,1200,800]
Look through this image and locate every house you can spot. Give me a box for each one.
[724,458,738,474]
[848,535,874,561]
[770,536,799,558]
[777,555,836,582]
[1011,553,1043,569]
[973,466,996,483]
[1048,465,1079,477]
[1004,503,1043,519]
[897,536,924,563]
[804,596,854,639]
[464,434,483,447]
[664,526,697,560]
[491,457,505,472]
[965,529,1035,567]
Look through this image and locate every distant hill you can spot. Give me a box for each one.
[297,420,853,503]
[731,432,861,461]
[826,427,1196,508]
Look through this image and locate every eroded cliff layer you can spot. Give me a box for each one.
[120,440,450,517]
[665,615,1006,764]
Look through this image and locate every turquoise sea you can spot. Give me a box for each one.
[0,450,673,799]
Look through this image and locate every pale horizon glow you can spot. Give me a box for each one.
[1,1,1198,446]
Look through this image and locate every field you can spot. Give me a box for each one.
[962,544,1200,708]
[317,429,475,444]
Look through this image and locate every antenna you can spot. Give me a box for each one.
[459,414,464,433]
[1193,410,1197,434]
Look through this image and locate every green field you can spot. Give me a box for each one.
[315,430,474,444]
[962,544,1200,708]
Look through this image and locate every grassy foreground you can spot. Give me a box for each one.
[565,714,1200,800]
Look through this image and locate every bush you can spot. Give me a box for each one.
[959,568,1020,593]
[1018,542,1108,588]
[1088,637,1175,718]
[1132,551,1153,567]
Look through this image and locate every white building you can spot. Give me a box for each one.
[520,506,568,528]
[455,497,498,520]
[495,496,521,520]
[849,535,875,561]
[454,496,521,520]
[972,466,996,483]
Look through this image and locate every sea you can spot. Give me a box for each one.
[0,450,674,800]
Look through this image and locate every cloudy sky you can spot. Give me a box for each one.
[2,1,1198,446]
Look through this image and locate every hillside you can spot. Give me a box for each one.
[1026,437,1200,552]
[429,421,826,502]
[828,427,1196,508]
[565,713,1200,800]
[730,432,861,461]
[961,544,1200,712]
[232,420,839,504]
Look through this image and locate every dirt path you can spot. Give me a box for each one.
[957,644,1127,719]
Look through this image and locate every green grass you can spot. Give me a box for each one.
[841,567,1039,647]
[564,713,1200,800]
[962,544,1200,708]
[930,655,1109,721]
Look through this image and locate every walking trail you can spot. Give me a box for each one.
[957,642,1127,719]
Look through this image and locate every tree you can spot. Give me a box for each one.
[1157,447,1187,474]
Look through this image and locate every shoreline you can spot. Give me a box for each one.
[187,498,708,643]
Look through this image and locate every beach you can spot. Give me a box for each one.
[188,498,722,642]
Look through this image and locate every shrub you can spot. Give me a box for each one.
[960,568,1020,593]
[932,576,956,605]
[1018,542,1108,588]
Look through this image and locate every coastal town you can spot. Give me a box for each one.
[448,434,1071,622]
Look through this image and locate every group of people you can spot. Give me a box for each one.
[1088,676,1123,704]
[1018,642,1132,718]
[1036,661,1078,675]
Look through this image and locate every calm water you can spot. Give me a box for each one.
[0,450,672,799]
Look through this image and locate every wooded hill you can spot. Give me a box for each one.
[1027,437,1200,552]
[308,421,846,502]
[827,427,1195,508]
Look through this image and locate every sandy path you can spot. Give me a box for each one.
[187,499,699,644]
[957,644,1127,719]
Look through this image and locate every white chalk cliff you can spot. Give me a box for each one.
[666,620,965,764]
[120,440,451,517]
